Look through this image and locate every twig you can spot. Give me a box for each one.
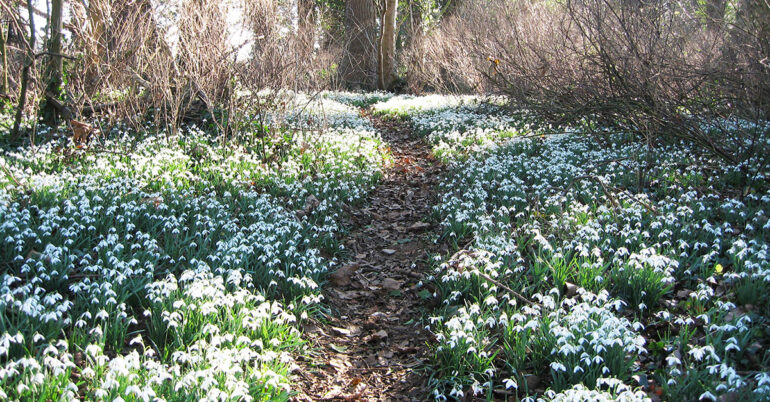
[557,174,658,215]
[560,174,619,209]
[449,240,535,305]
[617,187,658,215]
[35,51,77,61]
[85,148,132,157]
[475,270,534,306]
[0,161,25,190]
[588,156,631,169]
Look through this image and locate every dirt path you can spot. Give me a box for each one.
[293,114,445,401]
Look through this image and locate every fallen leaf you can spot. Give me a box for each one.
[381,278,401,291]
[373,330,388,339]
[394,345,419,354]
[329,357,349,371]
[408,222,431,232]
[329,343,348,353]
[331,327,351,336]
[70,119,99,145]
[140,197,163,208]
[329,263,359,287]
[365,330,388,343]
[724,307,747,323]
[367,312,386,325]
[303,194,320,215]
[336,290,359,300]
[382,248,396,255]
[321,386,344,400]
[340,392,364,401]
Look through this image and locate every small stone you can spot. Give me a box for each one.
[382,248,396,255]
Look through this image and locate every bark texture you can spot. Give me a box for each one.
[341,0,377,89]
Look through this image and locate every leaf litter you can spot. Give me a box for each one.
[293,113,445,401]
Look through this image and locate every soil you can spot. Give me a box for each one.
[292,113,446,401]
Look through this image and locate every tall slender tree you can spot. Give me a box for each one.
[0,21,8,96]
[41,0,64,126]
[11,0,36,140]
[378,0,398,90]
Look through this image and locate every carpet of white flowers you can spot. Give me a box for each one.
[0,93,388,400]
[374,95,770,401]
[373,94,539,162]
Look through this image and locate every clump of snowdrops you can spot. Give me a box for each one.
[423,106,770,400]
[0,92,388,400]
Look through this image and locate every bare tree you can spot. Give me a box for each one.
[378,0,397,90]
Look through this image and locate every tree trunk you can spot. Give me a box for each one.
[11,0,36,140]
[42,0,64,126]
[0,22,8,96]
[378,0,398,90]
[341,0,377,89]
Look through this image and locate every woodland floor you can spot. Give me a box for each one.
[293,113,446,401]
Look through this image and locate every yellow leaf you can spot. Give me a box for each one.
[715,264,723,274]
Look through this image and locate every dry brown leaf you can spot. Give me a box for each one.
[330,263,359,287]
[407,222,431,232]
[69,119,99,145]
[381,278,401,291]
[140,197,163,208]
[303,194,320,215]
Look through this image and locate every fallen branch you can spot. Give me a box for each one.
[45,92,124,119]
[44,92,74,120]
